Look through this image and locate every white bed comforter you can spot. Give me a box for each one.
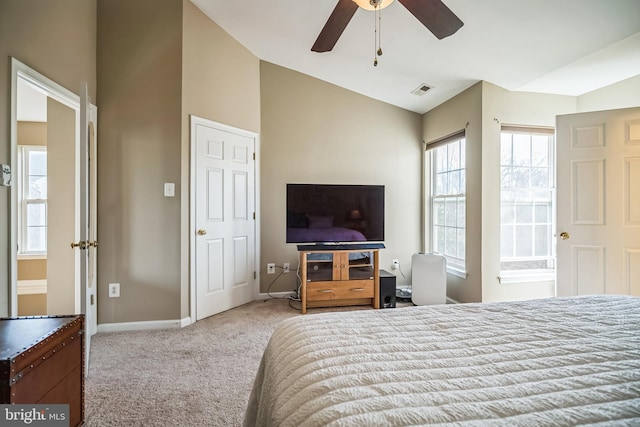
[244,295,640,426]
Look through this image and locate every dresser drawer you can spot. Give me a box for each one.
[306,280,374,301]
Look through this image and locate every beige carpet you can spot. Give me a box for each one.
[85,298,393,426]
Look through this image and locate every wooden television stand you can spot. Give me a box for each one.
[298,243,383,314]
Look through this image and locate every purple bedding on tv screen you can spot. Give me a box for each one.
[286,227,366,244]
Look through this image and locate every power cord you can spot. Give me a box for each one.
[265,266,297,300]
[395,262,407,281]
[394,261,412,297]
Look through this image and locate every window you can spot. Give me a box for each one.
[430,135,466,273]
[18,146,47,255]
[500,127,554,278]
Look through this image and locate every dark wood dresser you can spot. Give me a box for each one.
[0,315,84,427]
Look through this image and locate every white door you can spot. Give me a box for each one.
[46,97,77,315]
[87,120,98,337]
[193,118,256,320]
[79,82,98,373]
[556,107,640,296]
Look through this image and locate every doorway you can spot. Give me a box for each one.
[9,59,98,340]
[14,80,79,316]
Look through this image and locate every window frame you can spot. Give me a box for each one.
[427,131,466,276]
[17,145,48,256]
[499,126,555,283]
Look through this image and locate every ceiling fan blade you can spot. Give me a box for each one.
[398,0,463,40]
[311,0,359,52]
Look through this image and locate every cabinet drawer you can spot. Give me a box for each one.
[306,280,374,301]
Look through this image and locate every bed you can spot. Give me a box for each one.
[244,295,640,426]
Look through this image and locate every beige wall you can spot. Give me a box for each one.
[0,0,96,317]
[97,0,183,323]
[578,74,640,112]
[17,259,47,281]
[18,122,47,146]
[422,83,483,303]
[181,0,261,317]
[260,62,423,293]
[18,294,47,316]
[182,1,260,135]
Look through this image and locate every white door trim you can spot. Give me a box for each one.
[188,115,260,324]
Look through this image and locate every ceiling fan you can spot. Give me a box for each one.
[311,0,464,53]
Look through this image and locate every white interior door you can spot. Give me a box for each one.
[79,82,98,374]
[46,97,77,315]
[87,119,98,337]
[556,107,640,296]
[193,117,256,320]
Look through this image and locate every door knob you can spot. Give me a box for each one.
[559,232,570,240]
[70,241,88,250]
[197,229,207,236]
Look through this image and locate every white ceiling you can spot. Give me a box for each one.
[17,78,47,122]
[191,0,640,114]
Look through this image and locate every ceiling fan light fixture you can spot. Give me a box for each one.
[352,0,394,11]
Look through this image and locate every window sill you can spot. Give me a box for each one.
[447,266,468,279]
[17,254,47,260]
[498,271,555,284]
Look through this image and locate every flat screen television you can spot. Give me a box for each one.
[286,184,384,244]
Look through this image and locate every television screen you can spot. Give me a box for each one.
[286,184,384,244]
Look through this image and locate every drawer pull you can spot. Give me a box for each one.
[318,289,334,293]
[351,288,365,292]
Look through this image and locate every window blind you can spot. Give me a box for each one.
[501,125,554,135]
[425,130,465,151]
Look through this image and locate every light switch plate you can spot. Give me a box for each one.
[164,182,175,197]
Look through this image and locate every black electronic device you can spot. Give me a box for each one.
[286,184,384,244]
[379,269,396,309]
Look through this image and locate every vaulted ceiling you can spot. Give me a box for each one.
[195,1,640,114]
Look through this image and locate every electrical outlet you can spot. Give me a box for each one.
[392,259,400,270]
[267,263,275,274]
[108,283,120,298]
[283,263,290,273]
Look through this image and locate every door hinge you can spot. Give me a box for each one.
[253,152,255,160]
[254,271,257,280]
[253,212,256,220]
[90,294,95,305]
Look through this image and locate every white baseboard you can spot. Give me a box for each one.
[257,291,297,300]
[97,317,192,333]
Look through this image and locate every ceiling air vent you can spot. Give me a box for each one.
[411,84,433,96]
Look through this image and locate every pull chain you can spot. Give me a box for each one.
[373,5,383,66]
